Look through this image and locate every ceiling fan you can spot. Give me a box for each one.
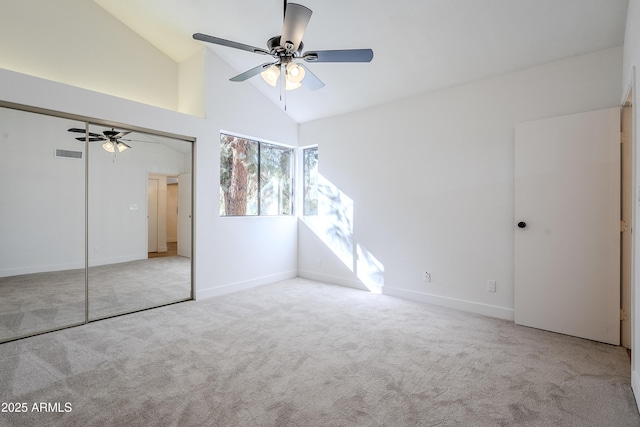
[68,128,144,153]
[193,1,374,91]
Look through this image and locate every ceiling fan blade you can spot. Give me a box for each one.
[230,62,277,82]
[280,3,312,52]
[303,49,374,63]
[75,137,106,142]
[193,33,270,55]
[68,128,103,138]
[119,138,158,144]
[114,131,131,139]
[298,64,325,91]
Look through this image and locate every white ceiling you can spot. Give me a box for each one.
[94,0,628,123]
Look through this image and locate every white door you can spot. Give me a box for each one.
[177,173,192,258]
[514,107,620,345]
[148,178,159,253]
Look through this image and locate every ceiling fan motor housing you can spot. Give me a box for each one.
[267,36,303,57]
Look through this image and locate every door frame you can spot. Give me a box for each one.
[622,87,634,349]
[147,177,160,253]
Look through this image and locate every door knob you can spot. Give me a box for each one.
[517,221,527,229]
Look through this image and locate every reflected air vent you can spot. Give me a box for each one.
[55,149,83,159]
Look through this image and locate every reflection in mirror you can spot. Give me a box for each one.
[87,124,192,320]
[0,107,86,342]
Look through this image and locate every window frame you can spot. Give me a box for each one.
[219,132,295,217]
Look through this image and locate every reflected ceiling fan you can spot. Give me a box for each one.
[67,128,152,153]
[193,1,373,91]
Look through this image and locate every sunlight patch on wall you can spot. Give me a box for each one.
[356,244,384,294]
[302,174,384,293]
[304,175,354,271]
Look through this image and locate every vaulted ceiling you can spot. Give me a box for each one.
[94,0,629,123]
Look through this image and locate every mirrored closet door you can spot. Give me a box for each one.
[87,124,192,320]
[0,107,87,342]
[0,105,193,343]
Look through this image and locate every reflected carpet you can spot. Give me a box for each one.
[0,256,191,342]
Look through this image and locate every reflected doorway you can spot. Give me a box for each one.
[148,173,182,258]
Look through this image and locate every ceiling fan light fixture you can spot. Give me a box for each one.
[115,141,130,152]
[285,80,302,91]
[286,62,305,84]
[102,140,115,153]
[261,65,281,87]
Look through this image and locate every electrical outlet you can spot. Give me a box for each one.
[487,280,496,292]
[424,272,431,282]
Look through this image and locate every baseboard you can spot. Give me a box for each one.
[632,370,640,411]
[297,270,368,291]
[196,270,298,300]
[89,254,147,267]
[382,286,515,321]
[1,254,152,277]
[0,261,85,277]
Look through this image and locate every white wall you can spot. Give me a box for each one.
[0,0,179,111]
[89,131,189,266]
[179,49,206,117]
[88,138,187,266]
[622,0,640,410]
[195,49,299,298]
[0,108,85,276]
[298,47,623,320]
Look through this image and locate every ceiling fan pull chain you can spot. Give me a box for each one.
[279,63,287,111]
[283,66,288,111]
[279,65,283,102]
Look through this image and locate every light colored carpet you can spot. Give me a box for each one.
[88,256,191,320]
[0,256,191,342]
[0,277,638,426]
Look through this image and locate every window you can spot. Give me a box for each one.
[303,146,318,216]
[220,134,293,216]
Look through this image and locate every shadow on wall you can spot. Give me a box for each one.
[302,175,384,293]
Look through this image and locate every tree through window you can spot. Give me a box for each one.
[220,134,293,216]
[303,146,318,216]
